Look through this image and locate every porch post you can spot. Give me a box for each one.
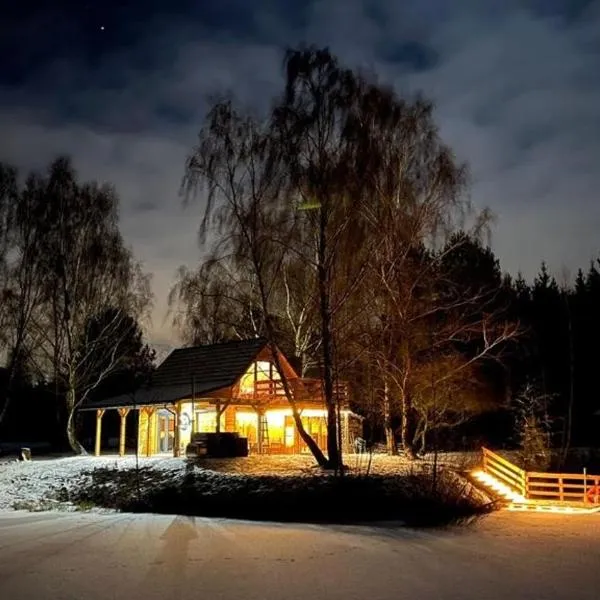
[146,407,156,456]
[173,404,181,457]
[256,408,264,454]
[215,401,221,434]
[95,409,105,457]
[117,408,130,457]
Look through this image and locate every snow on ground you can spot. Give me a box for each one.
[1,509,599,600]
[0,451,482,512]
[0,455,184,511]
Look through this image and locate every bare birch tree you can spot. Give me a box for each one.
[169,260,263,345]
[182,100,329,466]
[28,157,152,453]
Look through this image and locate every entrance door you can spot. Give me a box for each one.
[157,410,175,453]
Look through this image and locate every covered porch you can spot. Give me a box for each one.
[90,400,361,458]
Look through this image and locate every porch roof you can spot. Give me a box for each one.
[80,379,233,411]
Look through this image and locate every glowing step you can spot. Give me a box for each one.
[471,469,527,504]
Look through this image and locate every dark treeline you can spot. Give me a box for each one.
[503,262,600,451]
[389,249,600,457]
[0,158,155,455]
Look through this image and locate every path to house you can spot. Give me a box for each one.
[1,510,599,600]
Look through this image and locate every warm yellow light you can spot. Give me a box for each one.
[473,469,600,514]
[195,410,222,433]
[264,408,345,418]
[506,503,600,514]
[235,411,258,426]
[471,469,527,503]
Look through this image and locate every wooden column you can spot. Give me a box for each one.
[95,409,105,457]
[256,408,264,455]
[117,408,130,457]
[224,406,236,432]
[146,407,156,456]
[215,401,221,434]
[173,405,181,457]
[138,407,156,457]
[138,408,148,456]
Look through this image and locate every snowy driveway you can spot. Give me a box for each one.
[1,510,599,600]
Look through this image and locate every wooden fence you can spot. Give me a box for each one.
[527,471,600,503]
[482,447,600,505]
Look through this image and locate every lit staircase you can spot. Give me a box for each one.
[472,469,527,506]
[472,469,600,514]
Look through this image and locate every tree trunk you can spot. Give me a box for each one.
[269,343,327,466]
[317,207,341,470]
[0,396,11,429]
[255,268,327,467]
[419,420,428,456]
[400,389,415,459]
[66,385,86,455]
[383,379,397,455]
[336,390,344,473]
[0,363,16,429]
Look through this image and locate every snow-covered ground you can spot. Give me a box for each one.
[0,455,185,511]
[1,509,599,599]
[0,452,482,512]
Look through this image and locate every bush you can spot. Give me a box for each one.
[56,465,495,528]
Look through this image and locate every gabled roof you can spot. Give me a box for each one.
[151,337,268,387]
[81,337,269,410]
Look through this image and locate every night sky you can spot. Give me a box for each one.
[1,1,599,345]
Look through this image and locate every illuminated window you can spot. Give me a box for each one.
[195,410,223,432]
[285,425,295,447]
[256,361,271,381]
[239,360,281,397]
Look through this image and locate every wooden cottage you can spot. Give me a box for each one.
[82,338,362,457]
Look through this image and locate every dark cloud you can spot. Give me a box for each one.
[133,200,159,213]
[0,0,598,344]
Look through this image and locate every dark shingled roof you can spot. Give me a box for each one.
[151,337,268,387]
[81,337,268,410]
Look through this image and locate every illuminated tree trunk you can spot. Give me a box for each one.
[317,206,341,469]
[383,379,397,455]
[399,389,415,459]
[66,382,86,455]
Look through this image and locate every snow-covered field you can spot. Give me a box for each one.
[1,509,599,600]
[0,452,481,512]
[3,452,599,599]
